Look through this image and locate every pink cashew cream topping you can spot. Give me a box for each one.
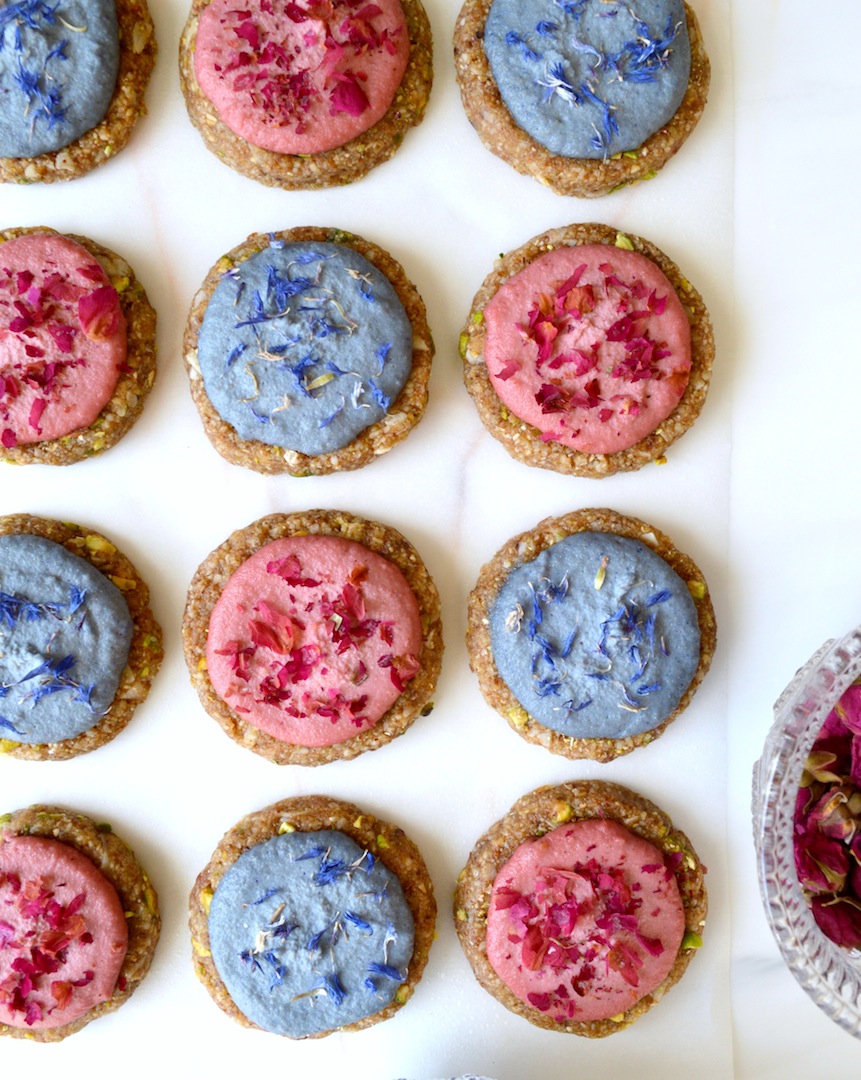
[194,0,410,155]
[485,819,685,1024]
[0,233,126,450]
[206,534,423,747]
[484,245,691,455]
[0,835,128,1030]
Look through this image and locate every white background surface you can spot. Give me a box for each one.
[1,1,857,1076]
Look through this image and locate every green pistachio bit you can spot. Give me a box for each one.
[681,931,703,949]
[614,233,635,251]
[507,706,528,728]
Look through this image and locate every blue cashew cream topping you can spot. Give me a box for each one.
[488,530,700,740]
[197,239,414,458]
[0,533,133,743]
[208,829,415,1038]
[483,0,691,159]
[0,0,120,158]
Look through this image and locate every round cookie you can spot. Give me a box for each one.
[461,223,713,477]
[0,804,160,1041]
[184,228,433,475]
[179,0,432,189]
[0,514,163,761]
[189,795,436,1038]
[182,510,443,765]
[1,0,156,184]
[467,508,715,762]
[1,228,157,466]
[454,779,707,1037]
[453,0,709,197]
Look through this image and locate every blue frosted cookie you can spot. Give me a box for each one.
[190,797,436,1038]
[184,228,434,475]
[467,508,715,761]
[0,0,156,183]
[454,0,710,196]
[0,515,163,760]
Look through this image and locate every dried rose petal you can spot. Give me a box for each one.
[329,71,369,116]
[837,685,861,735]
[810,896,861,950]
[77,286,122,341]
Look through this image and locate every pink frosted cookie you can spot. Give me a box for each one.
[0,228,157,466]
[0,805,160,1042]
[179,0,433,189]
[455,780,707,1037]
[462,223,714,477]
[183,510,443,765]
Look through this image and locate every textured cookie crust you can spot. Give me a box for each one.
[0,804,161,1041]
[183,510,443,764]
[467,508,715,762]
[184,227,433,475]
[189,795,436,1036]
[461,222,713,478]
[0,0,156,184]
[179,0,432,189]
[453,0,709,198]
[0,514,163,761]
[0,228,157,466]
[454,779,707,1037]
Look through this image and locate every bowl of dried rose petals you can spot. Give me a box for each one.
[754,624,861,1037]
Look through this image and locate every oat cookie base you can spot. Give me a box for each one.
[0,0,156,184]
[0,804,161,1041]
[183,510,443,764]
[453,0,709,198]
[461,222,714,478]
[0,514,163,761]
[189,795,436,1037]
[184,227,433,476]
[179,0,432,189]
[0,228,157,466]
[454,779,707,1037]
[467,508,716,762]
